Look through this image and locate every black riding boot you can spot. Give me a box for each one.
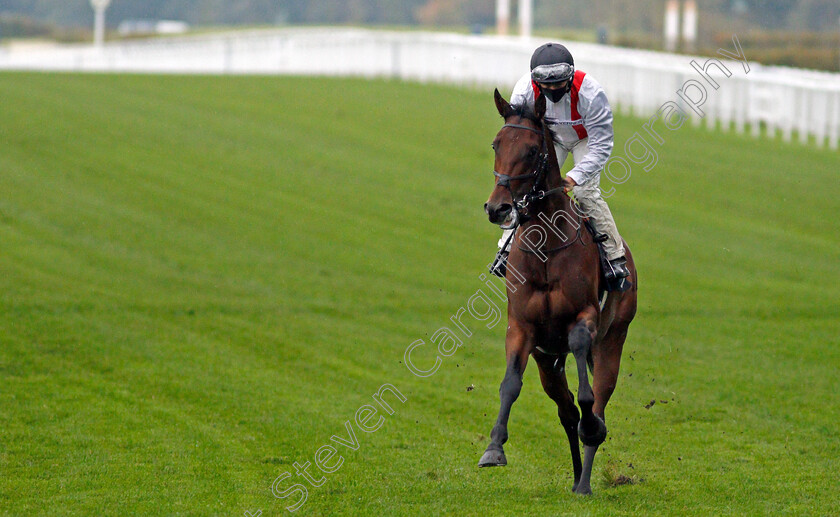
[605,256,630,281]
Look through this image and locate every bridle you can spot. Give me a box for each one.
[492,122,565,230]
[491,120,584,255]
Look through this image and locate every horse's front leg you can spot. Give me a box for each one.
[479,319,532,467]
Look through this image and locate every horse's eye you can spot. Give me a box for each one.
[491,142,498,151]
[528,147,538,157]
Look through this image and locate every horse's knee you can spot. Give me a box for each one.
[568,322,592,356]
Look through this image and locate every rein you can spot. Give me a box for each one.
[493,122,583,254]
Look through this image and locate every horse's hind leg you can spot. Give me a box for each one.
[592,324,629,419]
[569,314,607,495]
[535,352,582,491]
[575,325,630,495]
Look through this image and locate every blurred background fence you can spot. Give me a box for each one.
[2,27,838,148]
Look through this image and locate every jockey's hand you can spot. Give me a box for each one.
[562,176,577,193]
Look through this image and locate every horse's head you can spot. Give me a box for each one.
[484,89,549,228]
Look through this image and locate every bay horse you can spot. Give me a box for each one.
[479,89,637,495]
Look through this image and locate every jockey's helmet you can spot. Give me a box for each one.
[530,43,575,103]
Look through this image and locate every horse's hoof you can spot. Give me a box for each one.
[478,449,507,467]
[578,415,607,447]
[573,485,593,496]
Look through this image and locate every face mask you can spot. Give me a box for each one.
[542,85,569,103]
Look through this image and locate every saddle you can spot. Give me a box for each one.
[582,218,632,295]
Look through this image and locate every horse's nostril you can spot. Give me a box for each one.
[487,202,513,224]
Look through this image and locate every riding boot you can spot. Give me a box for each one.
[604,256,630,280]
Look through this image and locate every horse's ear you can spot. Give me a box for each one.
[494,88,511,117]
[535,92,546,120]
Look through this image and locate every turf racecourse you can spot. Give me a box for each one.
[0,72,838,516]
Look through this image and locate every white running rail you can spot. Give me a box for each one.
[2,27,838,148]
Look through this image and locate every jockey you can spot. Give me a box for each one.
[490,42,630,281]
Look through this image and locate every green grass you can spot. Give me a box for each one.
[0,73,838,516]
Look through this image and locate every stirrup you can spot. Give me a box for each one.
[490,250,508,278]
[604,256,630,281]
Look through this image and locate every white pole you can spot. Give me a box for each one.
[496,0,510,36]
[90,0,112,48]
[682,0,698,53]
[94,7,105,47]
[518,0,533,39]
[664,0,680,52]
